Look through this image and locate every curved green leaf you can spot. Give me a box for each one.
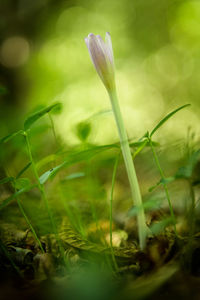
[39,144,119,184]
[150,217,175,235]
[0,130,24,144]
[0,184,37,210]
[24,103,61,130]
[14,178,31,190]
[0,177,14,185]
[64,172,85,181]
[150,104,191,137]
[36,154,58,171]
[39,163,64,184]
[16,162,32,179]
[149,177,175,192]
[132,139,148,159]
[175,149,200,179]
[128,198,162,217]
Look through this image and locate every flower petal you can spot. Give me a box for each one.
[87,33,107,81]
[84,37,89,48]
[105,32,114,65]
[85,32,115,92]
[96,35,107,56]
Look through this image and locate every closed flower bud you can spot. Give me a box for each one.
[85,32,116,92]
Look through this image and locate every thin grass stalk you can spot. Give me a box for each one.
[48,113,58,146]
[16,194,45,253]
[5,166,44,253]
[48,113,86,238]
[24,131,66,261]
[148,137,177,236]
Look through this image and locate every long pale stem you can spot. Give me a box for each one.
[110,155,119,271]
[109,89,147,250]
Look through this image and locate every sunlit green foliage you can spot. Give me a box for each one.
[1,1,200,298]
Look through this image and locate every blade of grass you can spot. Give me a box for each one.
[16,162,32,179]
[39,144,119,184]
[13,182,45,253]
[148,136,177,236]
[0,130,24,144]
[0,177,14,185]
[1,169,43,252]
[0,184,37,210]
[150,104,190,137]
[24,103,61,131]
[23,131,66,264]
[132,139,148,159]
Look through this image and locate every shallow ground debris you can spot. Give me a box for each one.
[1,217,200,299]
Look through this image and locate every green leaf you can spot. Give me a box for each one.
[88,109,112,120]
[175,149,200,179]
[0,177,14,185]
[76,121,91,142]
[129,138,159,159]
[39,164,64,184]
[130,140,159,147]
[128,198,162,217]
[150,104,191,137]
[150,217,175,235]
[148,181,162,193]
[132,139,148,159]
[149,177,175,192]
[0,130,24,144]
[50,102,63,114]
[39,144,119,184]
[14,178,31,190]
[36,154,58,171]
[0,184,37,210]
[64,172,85,181]
[24,103,61,130]
[16,162,32,179]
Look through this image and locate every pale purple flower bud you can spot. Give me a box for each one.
[85,32,116,92]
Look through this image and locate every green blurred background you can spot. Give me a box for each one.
[0,0,199,145]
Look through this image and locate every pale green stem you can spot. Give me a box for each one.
[110,155,119,248]
[108,89,147,250]
[110,155,119,271]
[149,138,177,236]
